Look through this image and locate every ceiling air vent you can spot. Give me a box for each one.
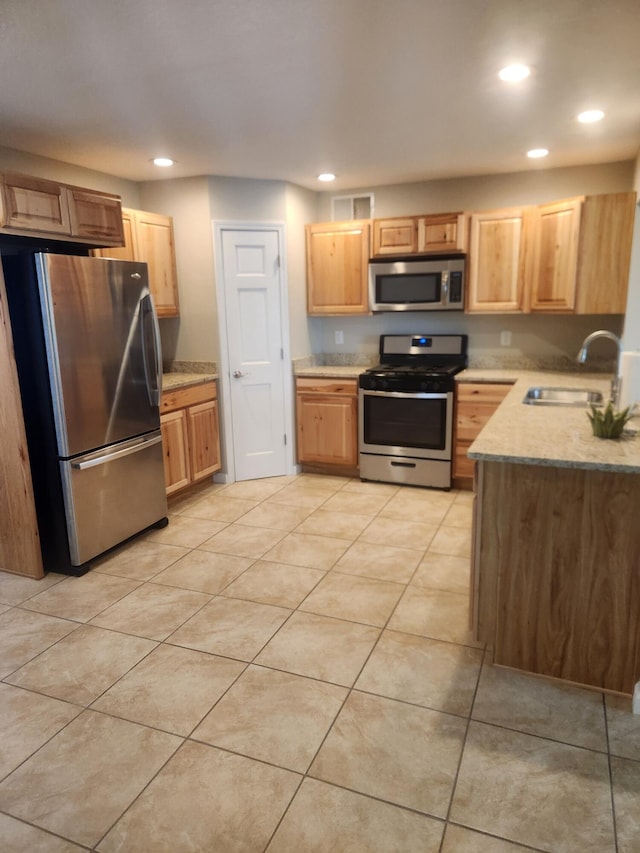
[331,193,374,221]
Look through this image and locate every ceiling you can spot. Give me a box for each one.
[1,0,640,191]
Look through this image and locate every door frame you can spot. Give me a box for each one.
[212,221,298,484]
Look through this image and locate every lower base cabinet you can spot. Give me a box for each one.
[454,382,513,484]
[295,377,358,473]
[160,381,221,495]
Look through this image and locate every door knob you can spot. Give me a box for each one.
[232,370,247,378]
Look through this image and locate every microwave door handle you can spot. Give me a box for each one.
[441,270,449,304]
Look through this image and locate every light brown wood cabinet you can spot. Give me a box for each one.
[467,208,528,312]
[306,221,370,315]
[372,212,465,256]
[160,381,221,495]
[473,460,640,695]
[467,192,636,315]
[529,197,582,312]
[575,192,637,314]
[0,263,43,578]
[95,208,180,317]
[454,382,512,484]
[295,377,358,471]
[0,172,124,246]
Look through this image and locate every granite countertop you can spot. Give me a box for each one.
[162,371,218,391]
[467,371,640,473]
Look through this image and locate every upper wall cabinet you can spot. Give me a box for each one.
[574,192,637,314]
[306,220,370,315]
[95,208,180,317]
[0,172,124,246]
[372,212,465,256]
[467,207,528,312]
[528,197,582,312]
[467,192,637,315]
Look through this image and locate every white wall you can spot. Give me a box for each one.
[139,177,215,366]
[316,160,634,220]
[285,183,318,358]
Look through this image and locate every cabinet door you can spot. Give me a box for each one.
[418,213,465,253]
[529,198,582,312]
[296,393,357,465]
[575,192,637,314]
[187,399,221,482]
[467,209,526,312]
[134,210,180,317]
[160,410,191,495]
[67,188,124,244]
[372,218,418,255]
[306,221,370,315]
[93,209,137,261]
[454,383,512,481]
[0,173,70,235]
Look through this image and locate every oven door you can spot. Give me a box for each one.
[358,389,453,461]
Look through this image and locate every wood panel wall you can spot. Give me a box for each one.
[478,460,640,695]
[0,264,43,577]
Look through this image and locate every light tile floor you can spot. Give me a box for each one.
[0,473,639,852]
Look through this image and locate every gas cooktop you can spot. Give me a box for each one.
[359,334,468,392]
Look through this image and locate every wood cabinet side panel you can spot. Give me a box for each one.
[575,192,637,314]
[487,462,640,694]
[0,267,43,577]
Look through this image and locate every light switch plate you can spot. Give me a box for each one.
[500,330,512,347]
[334,330,344,345]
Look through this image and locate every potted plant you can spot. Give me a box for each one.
[587,401,632,439]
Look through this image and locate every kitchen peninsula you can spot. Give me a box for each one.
[468,374,640,696]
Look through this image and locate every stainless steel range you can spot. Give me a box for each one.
[358,334,468,489]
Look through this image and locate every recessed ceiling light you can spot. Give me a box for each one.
[152,157,174,167]
[577,109,605,124]
[318,173,336,182]
[498,64,531,83]
[527,148,549,159]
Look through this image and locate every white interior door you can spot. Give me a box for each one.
[219,227,288,481]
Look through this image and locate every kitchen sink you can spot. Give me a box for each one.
[523,386,604,407]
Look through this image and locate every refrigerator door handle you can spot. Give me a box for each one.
[141,291,163,407]
[71,434,163,470]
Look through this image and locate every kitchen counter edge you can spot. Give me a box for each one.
[465,370,639,473]
[162,372,218,391]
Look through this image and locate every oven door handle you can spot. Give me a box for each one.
[360,389,450,400]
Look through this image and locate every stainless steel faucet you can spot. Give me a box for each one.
[576,329,623,407]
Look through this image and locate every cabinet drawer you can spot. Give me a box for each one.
[295,377,358,396]
[161,381,217,414]
[457,383,512,406]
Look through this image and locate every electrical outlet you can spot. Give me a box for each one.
[500,330,512,347]
[334,330,344,345]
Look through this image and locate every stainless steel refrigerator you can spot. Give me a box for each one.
[4,251,168,575]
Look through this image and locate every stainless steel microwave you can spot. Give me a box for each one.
[368,255,465,312]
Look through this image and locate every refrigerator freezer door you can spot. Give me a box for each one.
[35,253,162,458]
[60,431,168,565]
